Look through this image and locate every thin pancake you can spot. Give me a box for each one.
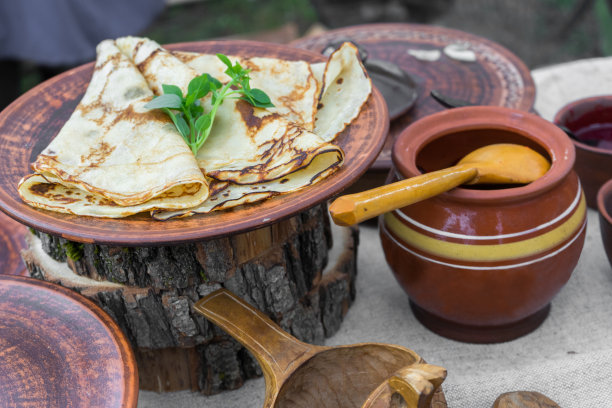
[18,40,209,217]
[19,174,206,218]
[153,147,343,219]
[313,42,372,142]
[175,52,319,130]
[116,36,343,185]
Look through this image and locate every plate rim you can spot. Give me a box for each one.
[0,274,139,407]
[0,40,389,245]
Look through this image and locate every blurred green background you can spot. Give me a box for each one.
[18,0,612,93]
[140,0,612,66]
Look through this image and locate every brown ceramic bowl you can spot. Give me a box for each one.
[597,178,612,269]
[380,106,587,343]
[553,95,612,208]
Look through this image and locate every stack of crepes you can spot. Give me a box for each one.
[18,37,372,219]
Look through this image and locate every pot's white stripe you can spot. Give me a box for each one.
[381,220,586,271]
[392,182,582,241]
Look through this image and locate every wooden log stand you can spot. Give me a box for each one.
[21,204,360,395]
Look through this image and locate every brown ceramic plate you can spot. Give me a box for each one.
[0,41,388,245]
[291,23,535,170]
[0,211,27,276]
[0,275,138,407]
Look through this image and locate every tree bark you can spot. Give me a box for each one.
[22,204,360,394]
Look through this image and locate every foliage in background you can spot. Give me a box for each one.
[20,0,317,94]
[595,0,612,55]
[20,0,612,93]
[143,0,317,43]
[546,0,612,56]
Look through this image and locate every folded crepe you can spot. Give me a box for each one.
[153,156,343,220]
[116,36,344,186]
[18,37,371,220]
[18,40,209,217]
[311,42,372,142]
[175,51,319,130]
[172,41,372,143]
[149,41,371,220]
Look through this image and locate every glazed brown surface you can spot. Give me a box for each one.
[0,40,388,246]
[380,106,586,343]
[291,23,536,170]
[0,275,138,408]
[597,179,612,270]
[0,210,27,276]
[554,95,612,208]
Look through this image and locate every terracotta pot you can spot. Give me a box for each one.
[597,178,612,269]
[553,95,612,208]
[380,106,587,343]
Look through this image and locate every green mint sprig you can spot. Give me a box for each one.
[144,53,274,156]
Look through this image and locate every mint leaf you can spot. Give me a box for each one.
[189,103,204,118]
[187,74,211,101]
[174,113,190,139]
[195,114,212,133]
[208,75,222,90]
[232,61,244,76]
[216,53,232,70]
[146,53,275,156]
[249,88,272,106]
[162,84,183,98]
[144,94,182,109]
[163,107,190,140]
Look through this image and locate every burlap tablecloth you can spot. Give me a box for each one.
[139,58,612,408]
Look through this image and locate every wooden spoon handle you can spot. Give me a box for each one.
[193,289,316,382]
[388,363,447,408]
[329,164,478,226]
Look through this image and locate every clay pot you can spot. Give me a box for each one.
[553,95,612,208]
[380,106,587,343]
[597,178,612,269]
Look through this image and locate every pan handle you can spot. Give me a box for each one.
[388,363,447,408]
[194,289,317,385]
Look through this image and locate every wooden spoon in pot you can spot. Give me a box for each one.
[329,143,550,226]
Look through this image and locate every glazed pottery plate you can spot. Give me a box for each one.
[363,58,419,120]
[291,23,536,170]
[0,275,138,407]
[0,41,388,245]
[0,211,27,276]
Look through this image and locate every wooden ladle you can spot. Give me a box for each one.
[329,143,550,226]
[194,289,447,408]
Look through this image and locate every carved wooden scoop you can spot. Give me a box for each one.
[194,289,447,408]
[329,143,550,226]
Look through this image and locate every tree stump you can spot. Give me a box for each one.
[21,204,360,395]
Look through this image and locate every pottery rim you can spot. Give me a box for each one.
[392,106,575,204]
[553,95,612,155]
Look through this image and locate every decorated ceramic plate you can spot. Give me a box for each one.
[0,40,388,245]
[0,275,138,407]
[0,211,27,276]
[291,23,536,170]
